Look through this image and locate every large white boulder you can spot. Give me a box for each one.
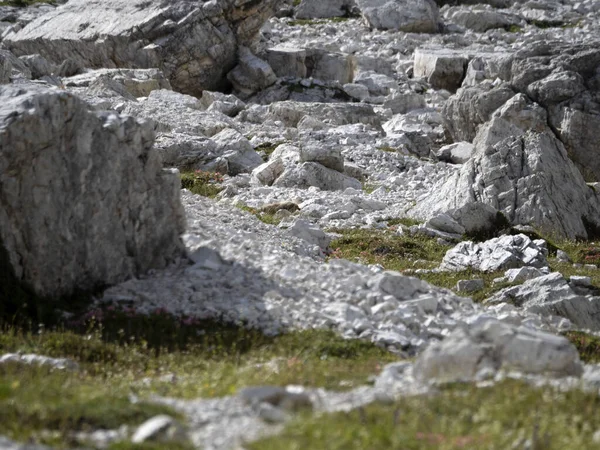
[0,85,185,298]
[3,0,281,96]
[415,94,600,240]
[413,320,583,384]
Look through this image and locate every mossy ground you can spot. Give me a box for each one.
[250,379,600,450]
[0,0,53,6]
[180,171,224,198]
[0,304,396,448]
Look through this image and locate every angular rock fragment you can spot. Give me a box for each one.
[4,0,281,96]
[357,0,440,32]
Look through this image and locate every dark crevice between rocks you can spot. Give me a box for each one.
[0,236,101,329]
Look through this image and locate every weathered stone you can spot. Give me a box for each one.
[413,320,583,384]
[3,0,281,96]
[417,94,600,240]
[0,353,79,371]
[228,47,277,97]
[252,158,285,186]
[287,219,332,250]
[212,128,263,175]
[357,0,440,32]
[18,54,53,79]
[434,142,474,164]
[274,162,362,191]
[299,145,345,172]
[414,49,468,92]
[64,68,172,98]
[0,85,185,298]
[440,234,547,272]
[488,273,600,330]
[456,279,484,293]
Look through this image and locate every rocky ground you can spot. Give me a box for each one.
[2,0,600,448]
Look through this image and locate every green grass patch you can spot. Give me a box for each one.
[0,306,396,446]
[255,142,281,162]
[250,379,600,450]
[180,170,223,198]
[564,331,600,364]
[328,228,515,301]
[236,203,282,225]
[505,24,523,33]
[328,229,449,272]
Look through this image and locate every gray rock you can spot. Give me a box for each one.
[357,0,440,32]
[64,68,172,98]
[287,219,332,250]
[154,133,222,171]
[132,415,187,444]
[449,202,506,238]
[456,279,484,293]
[416,94,600,240]
[434,142,474,164]
[252,158,285,186]
[3,0,280,96]
[414,49,468,92]
[274,162,362,191]
[444,7,523,32]
[440,234,548,272]
[267,101,381,128]
[211,128,263,176]
[228,47,277,97]
[504,267,544,283]
[0,436,51,450]
[487,273,600,330]
[200,91,246,117]
[442,82,516,142]
[239,385,313,411]
[413,320,583,384]
[0,52,10,84]
[18,54,53,79]
[0,85,185,298]
[299,145,345,172]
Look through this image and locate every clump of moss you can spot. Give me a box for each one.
[564,331,600,364]
[255,142,281,162]
[180,170,224,198]
[237,204,282,225]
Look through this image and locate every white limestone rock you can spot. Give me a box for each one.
[357,0,440,32]
[299,145,345,172]
[0,85,185,298]
[487,273,600,330]
[0,353,79,371]
[440,234,548,272]
[415,94,600,240]
[287,219,332,250]
[434,142,474,164]
[228,47,277,97]
[413,320,583,384]
[3,0,281,96]
[414,49,468,92]
[209,128,263,176]
[274,162,362,191]
[132,415,187,444]
[252,158,285,186]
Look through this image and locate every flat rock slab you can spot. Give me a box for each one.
[3,0,280,96]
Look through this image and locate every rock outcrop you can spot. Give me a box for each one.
[3,0,281,96]
[0,85,185,298]
[414,94,600,240]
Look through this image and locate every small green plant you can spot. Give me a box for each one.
[236,204,282,226]
[505,24,522,33]
[564,331,600,363]
[255,142,281,162]
[180,170,224,198]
